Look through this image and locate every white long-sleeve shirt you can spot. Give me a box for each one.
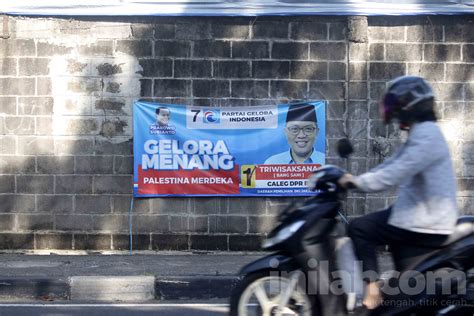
[353,121,458,234]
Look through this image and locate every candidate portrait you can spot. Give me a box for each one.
[155,106,171,127]
[264,103,324,165]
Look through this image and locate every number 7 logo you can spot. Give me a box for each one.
[191,109,200,122]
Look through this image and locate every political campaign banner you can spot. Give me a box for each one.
[133,101,325,197]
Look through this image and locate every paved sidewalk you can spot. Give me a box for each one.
[0,252,264,302]
[0,252,263,278]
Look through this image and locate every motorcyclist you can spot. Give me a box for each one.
[337,76,459,312]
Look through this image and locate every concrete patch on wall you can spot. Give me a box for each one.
[47,53,141,137]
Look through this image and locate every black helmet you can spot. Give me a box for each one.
[381,76,435,127]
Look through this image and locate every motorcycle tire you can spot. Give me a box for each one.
[229,270,320,316]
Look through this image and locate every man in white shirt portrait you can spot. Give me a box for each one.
[264,103,324,165]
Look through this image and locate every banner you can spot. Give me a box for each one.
[133,101,325,197]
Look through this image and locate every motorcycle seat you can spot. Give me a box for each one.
[392,216,474,271]
[439,216,474,247]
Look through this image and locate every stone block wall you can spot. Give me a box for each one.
[0,14,472,251]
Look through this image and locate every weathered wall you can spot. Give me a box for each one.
[0,15,472,251]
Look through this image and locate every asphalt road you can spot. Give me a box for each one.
[0,303,229,316]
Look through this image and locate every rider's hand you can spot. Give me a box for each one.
[338,173,356,189]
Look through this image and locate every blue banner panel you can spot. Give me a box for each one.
[133,101,326,197]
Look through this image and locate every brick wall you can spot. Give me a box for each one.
[0,15,472,251]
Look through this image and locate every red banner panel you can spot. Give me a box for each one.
[137,165,240,195]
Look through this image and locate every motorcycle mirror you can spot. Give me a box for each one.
[337,138,353,158]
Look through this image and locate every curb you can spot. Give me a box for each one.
[71,276,155,301]
[0,275,238,302]
[0,278,70,301]
[156,276,238,300]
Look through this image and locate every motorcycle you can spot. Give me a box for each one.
[230,140,474,316]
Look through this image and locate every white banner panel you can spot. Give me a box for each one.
[186,106,279,130]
